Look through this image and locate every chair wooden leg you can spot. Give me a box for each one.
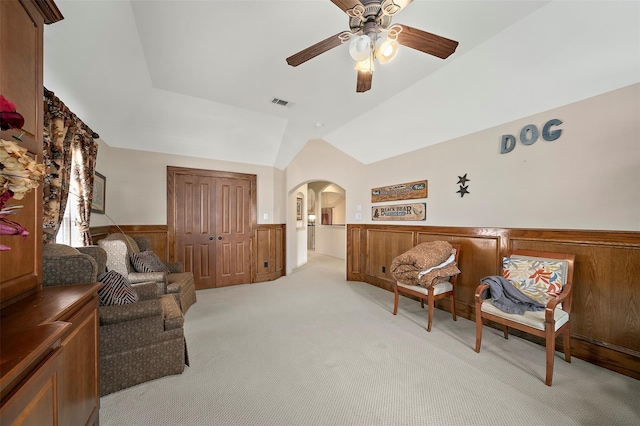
[562,324,572,363]
[393,286,399,315]
[420,299,424,309]
[502,325,509,339]
[545,327,556,386]
[450,293,457,321]
[475,304,483,352]
[427,294,434,332]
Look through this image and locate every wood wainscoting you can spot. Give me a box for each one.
[347,224,640,379]
[91,224,286,284]
[91,225,169,262]
[254,224,286,283]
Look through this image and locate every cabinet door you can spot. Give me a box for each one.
[0,349,62,426]
[59,296,100,426]
[0,0,45,302]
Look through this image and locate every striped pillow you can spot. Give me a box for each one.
[98,270,139,306]
[130,250,170,273]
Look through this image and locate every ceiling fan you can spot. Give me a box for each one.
[286,0,459,93]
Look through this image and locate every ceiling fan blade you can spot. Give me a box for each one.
[286,32,348,67]
[356,71,372,93]
[395,24,458,59]
[330,0,364,14]
[392,0,413,9]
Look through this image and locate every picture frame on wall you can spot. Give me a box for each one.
[92,171,106,214]
[296,197,303,220]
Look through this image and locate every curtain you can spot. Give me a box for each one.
[72,127,99,245]
[42,88,99,245]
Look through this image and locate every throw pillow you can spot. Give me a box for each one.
[502,257,566,304]
[98,270,139,306]
[130,250,170,273]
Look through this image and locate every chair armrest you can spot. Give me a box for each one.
[128,272,167,294]
[99,299,162,325]
[132,281,160,301]
[545,284,572,323]
[475,283,490,304]
[128,271,166,283]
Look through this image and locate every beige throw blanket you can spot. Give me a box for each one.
[391,241,461,287]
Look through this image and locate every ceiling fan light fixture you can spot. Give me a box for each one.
[376,38,398,64]
[349,34,372,62]
[354,57,374,73]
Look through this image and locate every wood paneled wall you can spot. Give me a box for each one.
[91,225,169,261]
[347,224,640,379]
[254,224,286,283]
[91,224,286,283]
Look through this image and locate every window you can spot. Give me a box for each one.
[55,164,83,246]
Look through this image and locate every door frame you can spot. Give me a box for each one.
[166,166,258,283]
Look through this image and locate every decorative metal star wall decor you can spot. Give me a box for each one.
[456,174,470,197]
[457,185,469,197]
[457,173,470,186]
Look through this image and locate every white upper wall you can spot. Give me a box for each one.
[44,1,640,170]
[325,1,640,164]
[371,84,640,230]
[90,146,284,227]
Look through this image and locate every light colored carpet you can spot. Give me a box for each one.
[100,252,640,425]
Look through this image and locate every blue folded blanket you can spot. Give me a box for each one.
[480,275,545,315]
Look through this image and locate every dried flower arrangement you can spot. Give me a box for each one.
[0,95,45,250]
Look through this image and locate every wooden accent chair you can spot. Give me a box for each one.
[393,244,461,332]
[474,250,575,386]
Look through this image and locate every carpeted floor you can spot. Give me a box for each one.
[100,252,640,425]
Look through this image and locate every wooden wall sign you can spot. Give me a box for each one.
[371,180,427,203]
[372,203,426,221]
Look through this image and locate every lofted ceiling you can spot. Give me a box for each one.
[43,1,640,170]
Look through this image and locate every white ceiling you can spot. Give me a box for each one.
[43,1,640,169]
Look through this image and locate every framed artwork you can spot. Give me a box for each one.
[296,197,303,220]
[92,171,106,214]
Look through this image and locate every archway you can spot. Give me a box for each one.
[287,180,346,274]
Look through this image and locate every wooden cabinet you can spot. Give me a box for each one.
[254,224,286,283]
[0,0,62,303]
[0,284,101,426]
[0,2,99,424]
[0,349,62,426]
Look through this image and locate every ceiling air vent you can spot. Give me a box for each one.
[271,97,290,107]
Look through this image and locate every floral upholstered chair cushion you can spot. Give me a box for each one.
[502,257,568,304]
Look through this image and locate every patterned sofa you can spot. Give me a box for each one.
[42,243,188,396]
[98,233,197,313]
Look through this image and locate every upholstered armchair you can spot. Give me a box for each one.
[42,243,188,396]
[42,243,107,287]
[98,233,197,313]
